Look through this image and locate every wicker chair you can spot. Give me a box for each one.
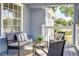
[54,32,65,40]
[35,40,66,56]
[57,32,65,40]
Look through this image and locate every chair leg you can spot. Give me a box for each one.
[18,47,20,56]
[17,41,20,56]
[7,46,9,55]
[7,49,8,55]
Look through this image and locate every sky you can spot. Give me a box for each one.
[55,6,71,21]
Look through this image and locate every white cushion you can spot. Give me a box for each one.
[24,46,33,50]
[23,33,28,40]
[8,40,31,46]
[8,41,26,46]
[20,33,25,41]
[16,34,22,41]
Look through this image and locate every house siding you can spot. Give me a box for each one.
[30,8,45,40]
[23,4,31,34]
[0,38,7,53]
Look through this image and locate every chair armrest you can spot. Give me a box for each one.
[7,40,19,44]
[27,35,33,39]
[27,35,33,42]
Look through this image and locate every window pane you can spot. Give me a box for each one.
[8,9,13,18]
[3,8,9,18]
[13,19,17,25]
[17,6,21,12]
[8,26,12,32]
[3,19,8,25]
[9,3,13,9]
[17,26,21,31]
[3,3,8,8]
[17,20,21,25]
[8,18,13,25]
[3,18,13,26]
[3,25,7,32]
[3,26,12,33]
[14,4,17,11]
[17,12,21,18]
[13,26,17,32]
[14,11,17,18]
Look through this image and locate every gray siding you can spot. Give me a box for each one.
[0,38,7,53]
[23,4,31,34]
[30,8,45,40]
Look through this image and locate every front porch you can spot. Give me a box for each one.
[0,3,79,56]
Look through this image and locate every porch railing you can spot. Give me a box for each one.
[42,25,54,42]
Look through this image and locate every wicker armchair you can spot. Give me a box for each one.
[35,40,66,56]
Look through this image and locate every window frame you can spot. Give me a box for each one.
[0,3,23,36]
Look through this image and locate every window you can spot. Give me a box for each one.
[3,3,23,34]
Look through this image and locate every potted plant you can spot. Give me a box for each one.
[37,36,44,43]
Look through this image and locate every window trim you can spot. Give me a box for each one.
[0,3,23,36]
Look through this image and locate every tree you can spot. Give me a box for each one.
[54,19,61,24]
[54,18,67,26]
[54,18,63,24]
[68,19,73,26]
[61,20,67,26]
[59,5,74,17]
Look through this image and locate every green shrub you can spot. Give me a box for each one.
[37,36,44,43]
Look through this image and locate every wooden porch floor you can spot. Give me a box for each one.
[64,44,78,56]
[0,44,79,56]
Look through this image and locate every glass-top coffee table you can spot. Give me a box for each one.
[33,41,48,56]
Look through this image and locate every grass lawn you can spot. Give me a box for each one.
[65,34,72,44]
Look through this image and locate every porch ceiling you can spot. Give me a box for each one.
[25,3,58,9]
[24,3,73,9]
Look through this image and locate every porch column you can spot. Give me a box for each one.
[73,4,78,45]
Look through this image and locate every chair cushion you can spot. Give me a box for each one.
[20,33,29,41]
[20,33,25,41]
[15,34,22,42]
[23,33,28,40]
[8,40,31,46]
[8,42,26,46]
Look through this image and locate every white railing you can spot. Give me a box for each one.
[42,25,54,42]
